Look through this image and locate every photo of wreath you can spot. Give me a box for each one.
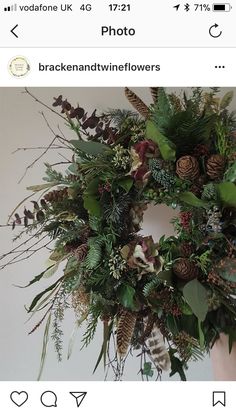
[1,87,236,381]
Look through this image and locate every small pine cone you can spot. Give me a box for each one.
[150,87,159,104]
[176,156,200,181]
[44,188,68,202]
[179,242,195,257]
[193,144,210,158]
[73,243,88,261]
[206,154,225,180]
[125,87,149,118]
[190,184,202,197]
[66,174,79,182]
[173,258,200,281]
[117,310,137,357]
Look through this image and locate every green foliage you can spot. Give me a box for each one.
[217,182,236,207]
[143,274,161,297]
[142,362,154,378]
[224,162,236,182]
[146,120,176,161]
[183,280,208,322]
[117,283,136,310]
[152,87,172,132]
[169,349,187,381]
[178,192,208,208]
[85,236,104,270]
[70,140,111,156]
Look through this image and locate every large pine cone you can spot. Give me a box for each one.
[176,156,200,181]
[44,188,68,202]
[206,154,225,180]
[117,310,137,357]
[173,258,199,281]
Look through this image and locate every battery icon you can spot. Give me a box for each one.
[213,3,232,11]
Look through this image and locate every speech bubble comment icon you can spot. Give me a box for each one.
[212,391,226,407]
[40,391,58,407]
[69,392,87,408]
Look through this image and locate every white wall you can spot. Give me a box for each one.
[1,87,235,381]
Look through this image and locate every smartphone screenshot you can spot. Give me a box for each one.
[0,0,235,416]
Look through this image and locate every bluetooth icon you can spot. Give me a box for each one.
[184,3,190,11]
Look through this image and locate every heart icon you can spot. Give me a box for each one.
[10,391,28,407]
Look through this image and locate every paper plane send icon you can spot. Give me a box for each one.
[174,4,180,10]
[69,392,87,408]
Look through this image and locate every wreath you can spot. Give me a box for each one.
[2,87,236,380]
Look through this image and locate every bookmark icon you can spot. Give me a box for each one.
[69,392,87,408]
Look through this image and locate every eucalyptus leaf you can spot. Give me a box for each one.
[198,319,205,348]
[117,177,133,193]
[117,283,136,310]
[183,279,208,322]
[70,140,110,156]
[146,120,176,161]
[217,182,236,207]
[15,267,51,288]
[83,195,101,217]
[27,279,61,312]
[224,162,236,183]
[179,192,208,208]
[27,183,57,192]
[142,362,154,377]
[37,313,51,381]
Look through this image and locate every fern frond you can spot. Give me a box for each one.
[107,108,139,128]
[85,236,104,270]
[143,274,161,298]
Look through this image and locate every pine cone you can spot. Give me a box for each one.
[206,154,225,180]
[190,184,202,197]
[44,188,68,202]
[125,87,149,118]
[117,310,137,357]
[150,87,159,104]
[173,258,199,281]
[179,242,195,257]
[73,243,88,261]
[176,156,200,181]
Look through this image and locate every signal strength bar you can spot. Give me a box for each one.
[4,4,17,11]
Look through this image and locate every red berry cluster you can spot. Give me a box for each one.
[179,211,192,231]
[98,182,112,195]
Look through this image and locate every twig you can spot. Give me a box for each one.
[18,135,58,184]
[40,112,70,144]
[24,88,67,122]
[0,235,51,269]
[12,146,67,154]
[0,225,45,262]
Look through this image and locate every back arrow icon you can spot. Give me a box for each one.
[11,24,19,38]
[209,24,222,38]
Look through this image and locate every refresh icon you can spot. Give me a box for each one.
[209,23,223,38]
